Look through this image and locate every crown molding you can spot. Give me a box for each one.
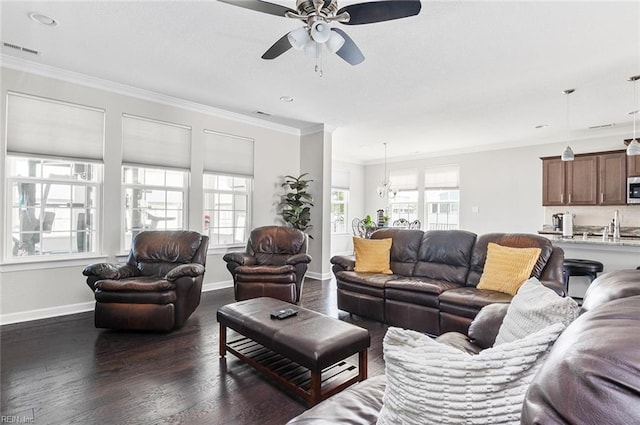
[0,54,303,136]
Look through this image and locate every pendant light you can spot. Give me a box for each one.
[626,75,640,156]
[376,142,397,199]
[561,89,575,161]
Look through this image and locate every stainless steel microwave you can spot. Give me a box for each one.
[628,177,640,204]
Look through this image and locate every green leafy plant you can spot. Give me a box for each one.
[362,214,375,228]
[280,173,314,236]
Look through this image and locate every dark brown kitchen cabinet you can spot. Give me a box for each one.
[542,150,627,206]
[628,155,640,177]
[599,152,627,204]
[542,157,565,205]
[566,155,598,205]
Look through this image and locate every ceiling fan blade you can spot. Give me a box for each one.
[337,0,422,25]
[331,28,364,65]
[217,0,295,17]
[261,33,293,60]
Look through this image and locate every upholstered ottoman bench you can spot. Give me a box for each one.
[217,297,370,406]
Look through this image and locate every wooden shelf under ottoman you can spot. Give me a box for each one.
[217,297,371,406]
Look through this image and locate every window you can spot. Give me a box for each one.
[389,190,419,223]
[331,189,349,234]
[424,165,460,230]
[7,156,101,257]
[388,171,419,224]
[122,166,188,251]
[202,130,254,248]
[5,92,105,260]
[203,174,252,246]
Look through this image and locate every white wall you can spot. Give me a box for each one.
[0,65,302,323]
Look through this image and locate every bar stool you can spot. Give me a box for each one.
[563,259,604,300]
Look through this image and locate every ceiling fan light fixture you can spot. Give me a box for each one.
[310,21,331,43]
[287,27,310,50]
[326,30,345,53]
[303,40,319,58]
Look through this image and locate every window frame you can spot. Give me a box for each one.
[121,164,189,252]
[330,188,349,235]
[5,155,103,262]
[203,172,253,250]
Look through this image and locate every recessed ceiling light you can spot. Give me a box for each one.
[280,96,294,103]
[535,124,549,129]
[28,12,58,26]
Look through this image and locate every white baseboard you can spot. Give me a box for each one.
[306,271,332,281]
[0,280,235,326]
[0,301,95,326]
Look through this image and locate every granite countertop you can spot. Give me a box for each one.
[539,225,640,247]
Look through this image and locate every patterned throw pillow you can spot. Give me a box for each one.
[494,277,580,345]
[377,323,566,425]
[353,237,393,274]
[476,243,541,295]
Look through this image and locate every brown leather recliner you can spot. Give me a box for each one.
[223,226,312,304]
[83,231,209,331]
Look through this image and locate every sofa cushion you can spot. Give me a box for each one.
[385,278,461,308]
[371,229,424,276]
[467,233,554,287]
[377,324,565,425]
[354,237,393,274]
[336,271,396,289]
[438,287,512,316]
[495,277,579,345]
[476,243,541,295]
[95,276,176,292]
[413,230,476,284]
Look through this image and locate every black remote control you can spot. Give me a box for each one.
[270,308,298,320]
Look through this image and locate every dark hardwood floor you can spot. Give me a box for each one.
[1,278,389,425]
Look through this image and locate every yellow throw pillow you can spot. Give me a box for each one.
[353,237,393,274]
[477,243,542,296]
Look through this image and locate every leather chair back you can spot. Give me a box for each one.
[247,226,308,265]
[127,231,207,276]
[466,233,555,287]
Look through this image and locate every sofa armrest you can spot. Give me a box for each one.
[541,279,565,297]
[165,263,205,281]
[222,252,256,266]
[330,255,355,271]
[286,253,312,265]
[467,302,510,349]
[82,263,137,279]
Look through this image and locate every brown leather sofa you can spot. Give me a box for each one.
[223,226,312,304]
[83,231,208,331]
[288,269,640,424]
[332,229,564,335]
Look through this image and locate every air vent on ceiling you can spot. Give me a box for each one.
[2,41,39,55]
[588,123,616,130]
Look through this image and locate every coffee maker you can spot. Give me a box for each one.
[552,213,564,231]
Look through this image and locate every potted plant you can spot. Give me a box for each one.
[280,173,314,237]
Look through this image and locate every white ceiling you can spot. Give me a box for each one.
[1,1,639,163]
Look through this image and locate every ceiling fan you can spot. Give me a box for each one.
[218,0,422,66]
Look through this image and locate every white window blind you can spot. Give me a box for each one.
[424,165,460,188]
[203,130,254,177]
[332,168,350,189]
[6,92,105,161]
[122,114,192,169]
[389,170,418,190]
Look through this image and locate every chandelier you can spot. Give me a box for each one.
[377,142,397,199]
